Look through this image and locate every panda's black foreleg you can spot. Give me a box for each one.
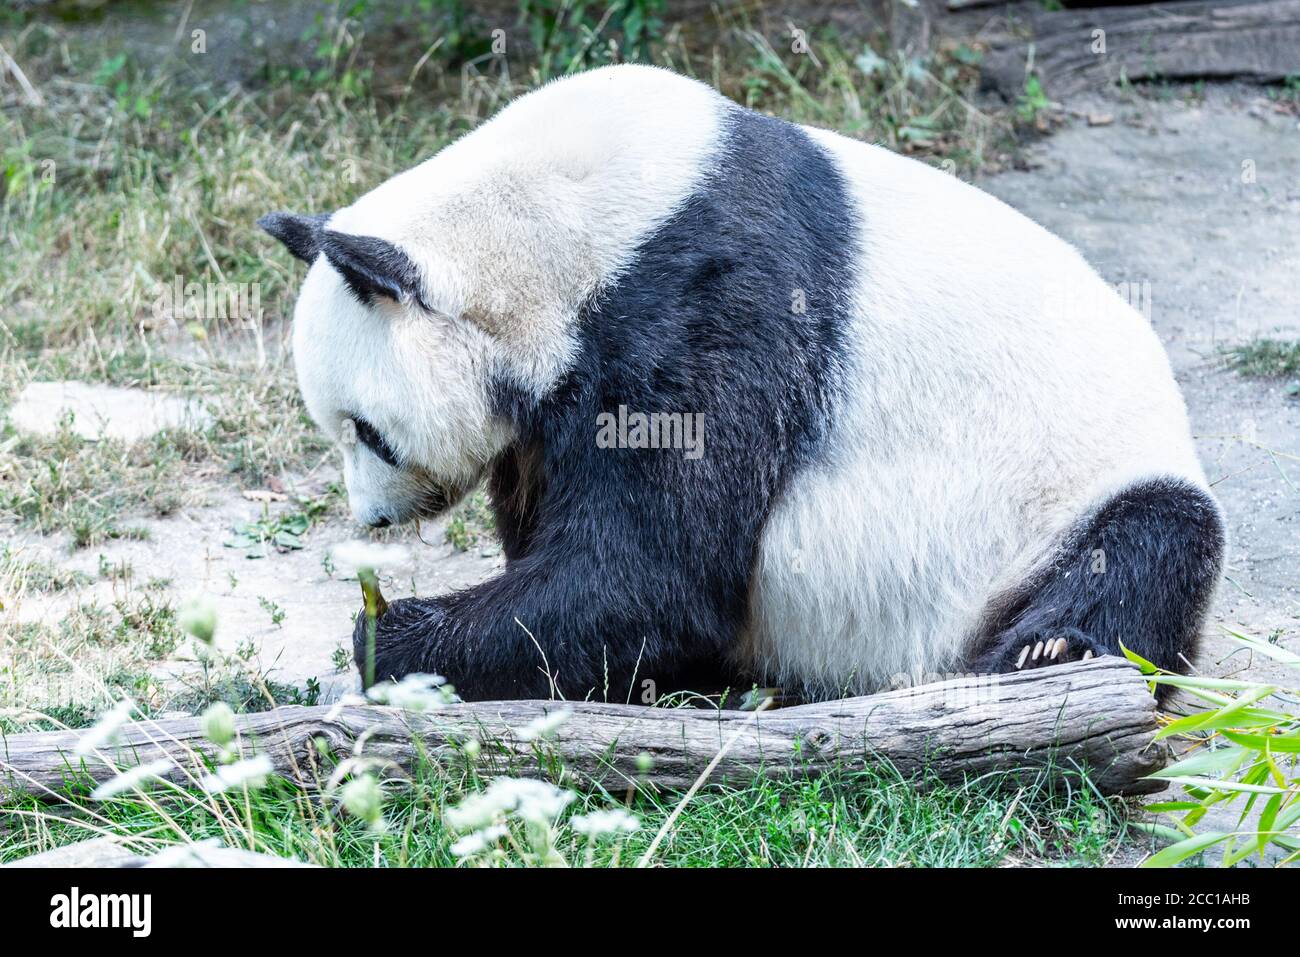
[968,478,1225,695]
[350,556,738,703]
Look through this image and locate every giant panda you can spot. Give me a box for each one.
[259,64,1225,703]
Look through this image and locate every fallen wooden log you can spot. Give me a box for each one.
[978,0,1300,98]
[0,658,1165,800]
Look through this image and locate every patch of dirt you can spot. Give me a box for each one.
[4,482,501,703]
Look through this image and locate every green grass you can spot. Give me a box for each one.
[0,758,1129,868]
[445,488,498,552]
[1223,339,1300,380]
[0,415,192,547]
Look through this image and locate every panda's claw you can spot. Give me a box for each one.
[979,628,1108,675]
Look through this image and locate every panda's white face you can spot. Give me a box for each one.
[290,252,513,528]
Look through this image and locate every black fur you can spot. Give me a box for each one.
[320,230,428,310]
[353,107,860,700]
[351,414,403,469]
[257,212,330,263]
[258,213,426,312]
[969,477,1225,695]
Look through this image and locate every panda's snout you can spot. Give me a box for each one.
[349,498,397,529]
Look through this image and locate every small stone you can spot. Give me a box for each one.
[9,381,210,442]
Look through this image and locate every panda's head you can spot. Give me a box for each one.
[258,207,519,528]
[260,65,727,527]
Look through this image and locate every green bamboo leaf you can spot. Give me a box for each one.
[1274,799,1300,830]
[1225,629,1300,666]
[1130,821,1188,842]
[1222,837,1259,867]
[1147,746,1249,779]
[1155,685,1281,740]
[1159,776,1285,795]
[1141,831,1232,868]
[1147,674,1273,693]
[1257,793,1284,858]
[1120,642,1159,675]
[1271,834,1300,853]
[1221,729,1300,753]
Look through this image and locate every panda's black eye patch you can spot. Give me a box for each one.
[352,416,402,469]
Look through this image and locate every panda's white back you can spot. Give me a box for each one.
[742,126,1207,692]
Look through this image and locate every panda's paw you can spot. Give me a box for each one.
[972,626,1109,675]
[1009,628,1108,671]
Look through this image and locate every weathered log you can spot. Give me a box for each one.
[979,0,1300,98]
[0,658,1165,800]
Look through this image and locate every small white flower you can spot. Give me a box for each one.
[325,693,367,722]
[199,702,236,746]
[366,673,460,711]
[91,759,174,800]
[444,792,500,833]
[571,809,640,838]
[450,825,507,858]
[514,709,572,742]
[200,755,274,794]
[330,540,411,575]
[339,774,385,825]
[444,777,575,832]
[145,839,224,868]
[75,698,136,756]
[178,595,217,644]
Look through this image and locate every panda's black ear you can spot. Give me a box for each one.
[257,212,330,263]
[319,229,427,310]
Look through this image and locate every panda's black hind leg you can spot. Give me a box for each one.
[969,478,1225,694]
